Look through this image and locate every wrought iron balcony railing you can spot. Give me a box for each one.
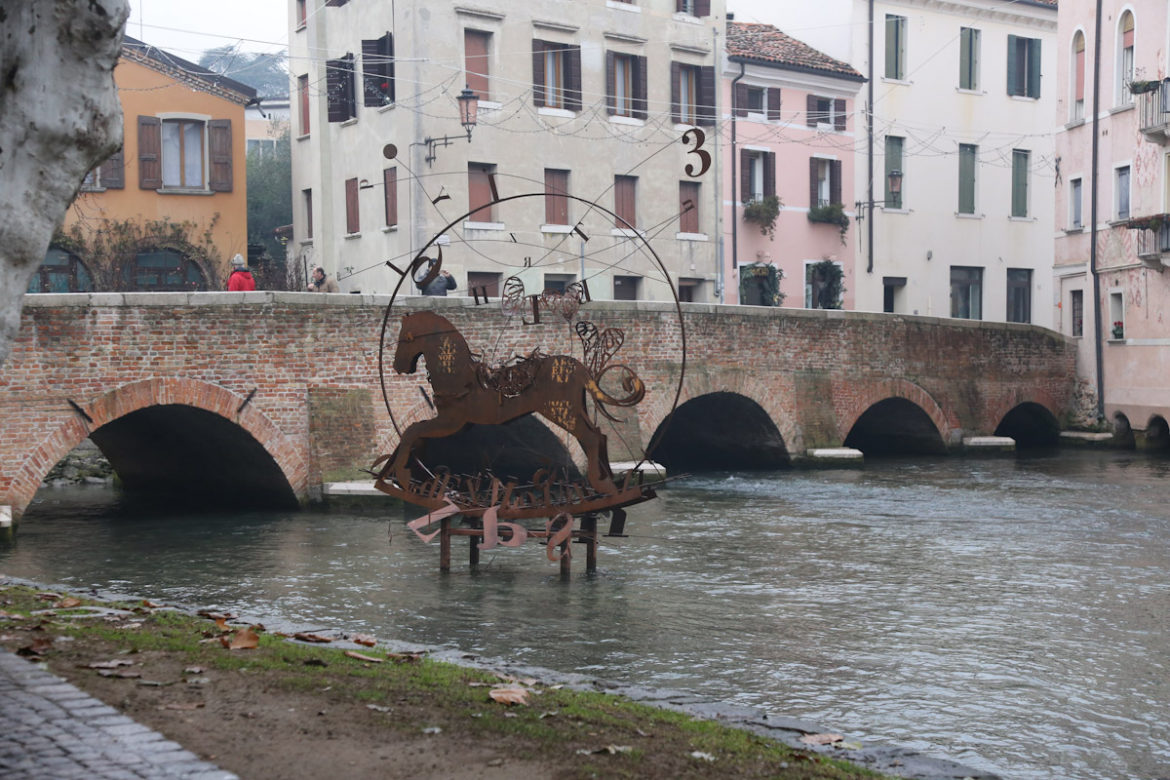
[1137,80,1170,141]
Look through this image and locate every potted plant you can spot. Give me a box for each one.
[1112,320,1125,339]
[1128,79,1160,95]
[807,202,850,245]
[742,195,781,240]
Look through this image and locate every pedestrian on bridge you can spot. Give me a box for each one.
[308,266,339,293]
[227,254,256,291]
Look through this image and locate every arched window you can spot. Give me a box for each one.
[1071,31,1086,121]
[1117,10,1134,105]
[123,248,207,291]
[26,247,95,293]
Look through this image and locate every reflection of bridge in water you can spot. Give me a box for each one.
[0,292,1078,519]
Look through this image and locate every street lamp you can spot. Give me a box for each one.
[424,86,480,166]
[855,169,903,221]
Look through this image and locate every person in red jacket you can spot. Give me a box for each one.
[227,254,256,291]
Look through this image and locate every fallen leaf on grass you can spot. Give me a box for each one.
[220,626,260,650]
[351,633,377,647]
[343,650,384,663]
[142,600,163,608]
[160,702,204,711]
[35,592,60,602]
[183,666,206,675]
[57,597,82,609]
[115,622,143,630]
[81,659,135,669]
[293,632,333,643]
[17,637,53,656]
[0,610,24,620]
[97,669,141,679]
[800,733,843,746]
[197,610,236,621]
[496,673,538,686]
[575,745,632,756]
[366,704,392,713]
[689,751,716,762]
[489,687,530,706]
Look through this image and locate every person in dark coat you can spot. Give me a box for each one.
[416,257,457,296]
[227,254,256,291]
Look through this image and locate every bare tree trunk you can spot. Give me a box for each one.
[0,0,129,367]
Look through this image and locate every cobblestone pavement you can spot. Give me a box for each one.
[0,650,236,780]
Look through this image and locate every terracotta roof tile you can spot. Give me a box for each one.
[727,22,864,81]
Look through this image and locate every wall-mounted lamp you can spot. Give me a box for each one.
[358,178,374,190]
[855,169,903,221]
[423,86,480,167]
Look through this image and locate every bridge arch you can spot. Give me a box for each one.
[647,391,790,471]
[841,379,952,455]
[1141,415,1169,452]
[12,378,305,516]
[994,401,1061,447]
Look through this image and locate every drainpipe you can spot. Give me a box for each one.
[713,24,724,302]
[866,0,875,274]
[1090,0,1105,421]
[730,60,745,300]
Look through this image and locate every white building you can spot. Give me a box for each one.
[289,0,726,302]
[734,0,1058,325]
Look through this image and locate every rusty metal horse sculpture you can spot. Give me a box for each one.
[378,311,644,498]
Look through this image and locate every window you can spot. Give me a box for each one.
[467,272,502,299]
[959,27,980,90]
[958,143,977,214]
[950,266,983,319]
[613,275,640,300]
[679,181,700,233]
[806,95,846,130]
[734,84,780,119]
[678,278,701,302]
[544,169,569,226]
[885,136,903,208]
[676,0,710,16]
[740,150,775,202]
[123,249,207,291]
[1006,268,1031,323]
[303,188,313,239]
[1011,149,1030,217]
[1070,289,1084,337]
[1109,290,1125,338]
[1070,178,1083,229]
[298,75,310,135]
[543,274,574,294]
[1117,11,1134,104]
[384,167,398,228]
[362,33,394,107]
[671,62,715,126]
[137,116,231,192]
[1007,35,1041,98]
[1116,165,1131,220]
[1072,32,1085,120]
[746,88,764,113]
[162,119,204,188]
[809,158,841,207]
[606,52,647,119]
[885,15,906,79]
[247,139,277,158]
[27,247,94,293]
[296,0,306,27]
[326,53,357,122]
[345,177,360,234]
[805,261,843,309]
[533,40,582,111]
[468,163,497,222]
[614,175,637,229]
[81,149,125,191]
[465,30,491,100]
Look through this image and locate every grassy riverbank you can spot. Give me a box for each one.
[0,581,890,779]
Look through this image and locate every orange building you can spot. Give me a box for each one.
[31,37,256,293]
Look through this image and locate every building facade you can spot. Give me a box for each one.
[31,38,255,294]
[289,0,725,302]
[1053,0,1170,440]
[723,21,864,308]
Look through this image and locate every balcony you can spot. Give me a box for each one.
[1127,214,1170,270]
[1137,79,1170,141]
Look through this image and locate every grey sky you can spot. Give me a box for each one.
[127,0,288,57]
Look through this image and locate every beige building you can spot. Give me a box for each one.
[289,0,725,302]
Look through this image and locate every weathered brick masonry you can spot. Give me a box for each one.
[0,292,1077,517]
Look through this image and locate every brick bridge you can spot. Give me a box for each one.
[0,293,1078,519]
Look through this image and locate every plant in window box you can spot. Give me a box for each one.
[742,195,781,240]
[1127,79,1160,95]
[807,202,850,245]
[1112,320,1125,339]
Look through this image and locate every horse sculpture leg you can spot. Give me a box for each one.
[562,404,620,496]
[384,415,467,488]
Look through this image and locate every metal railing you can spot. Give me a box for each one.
[1136,222,1170,258]
[1138,80,1170,137]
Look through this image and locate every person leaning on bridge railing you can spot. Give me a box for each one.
[307,266,339,293]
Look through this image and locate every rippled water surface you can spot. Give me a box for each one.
[3,450,1169,780]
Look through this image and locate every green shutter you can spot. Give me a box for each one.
[885,16,901,79]
[1012,150,1028,217]
[1026,39,1041,97]
[1006,36,1019,95]
[959,144,976,214]
[959,29,971,89]
[885,136,903,208]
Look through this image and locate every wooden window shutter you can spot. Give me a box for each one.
[545,169,569,225]
[605,51,617,115]
[830,160,842,205]
[806,94,818,127]
[1026,39,1041,98]
[208,119,233,192]
[383,34,395,103]
[565,45,583,111]
[695,0,710,16]
[763,152,776,197]
[327,58,348,122]
[1006,36,1019,95]
[464,30,489,99]
[384,167,398,227]
[100,148,125,189]
[362,34,394,107]
[740,149,751,202]
[679,181,700,233]
[697,66,715,126]
[834,99,846,131]
[1074,45,1085,101]
[670,62,682,124]
[734,83,748,117]
[767,88,782,120]
[345,177,359,234]
[809,158,819,206]
[137,116,161,189]
[532,40,547,107]
[325,0,348,6]
[633,55,648,119]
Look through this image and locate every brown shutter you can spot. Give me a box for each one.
[695,0,710,16]
[345,177,360,234]
[137,116,161,189]
[614,176,636,228]
[384,167,398,227]
[327,58,348,122]
[679,181,700,233]
[382,34,395,103]
[605,51,616,115]
[763,152,775,197]
[208,119,233,192]
[634,55,648,119]
[468,165,494,221]
[565,45,582,111]
[734,83,748,117]
[100,148,125,189]
[809,158,819,206]
[830,159,842,205]
[344,53,356,119]
[532,40,546,107]
[362,38,384,107]
[545,169,568,225]
[670,62,681,124]
[298,75,310,135]
[806,94,818,127]
[834,98,846,131]
[697,65,715,126]
[767,88,782,120]
[464,30,489,99]
[740,149,751,202]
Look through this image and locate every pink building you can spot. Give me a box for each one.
[723,21,865,308]
[1053,0,1170,447]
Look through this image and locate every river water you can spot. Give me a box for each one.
[3,450,1168,780]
